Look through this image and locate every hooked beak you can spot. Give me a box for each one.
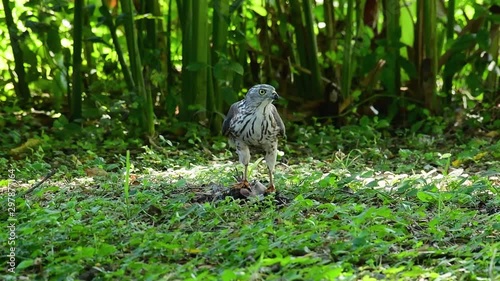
[271,91,280,100]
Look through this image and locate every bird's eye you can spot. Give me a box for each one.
[259,89,266,95]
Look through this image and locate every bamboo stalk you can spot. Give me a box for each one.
[289,0,322,99]
[188,0,209,122]
[446,0,455,40]
[384,0,401,98]
[302,0,323,98]
[324,0,336,52]
[2,0,31,106]
[120,0,155,135]
[211,0,229,132]
[165,0,175,114]
[99,2,135,91]
[486,20,499,93]
[443,0,455,94]
[71,0,84,120]
[424,0,439,113]
[341,0,354,98]
[233,5,246,94]
[415,0,440,113]
[180,0,194,119]
[212,0,229,100]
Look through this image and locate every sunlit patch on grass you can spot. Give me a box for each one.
[0,127,498,280]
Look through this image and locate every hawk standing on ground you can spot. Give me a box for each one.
[222,84,286,193]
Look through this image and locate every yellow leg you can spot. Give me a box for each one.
[265,169,276,193]
[232,165,250,189]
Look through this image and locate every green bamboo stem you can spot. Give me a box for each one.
[443,0,455,94]
[341,0,354,98]
[211,0,229,132]
[302,0,322,99]
[289,0,305,91]
[192,0,209,122]
[71,0,84,120]
[423,0,439,113]
[486,21,499,93]
[165,0,175,113]
[233,4,246,93]
[120,0,154,135]
[446,0,455,40]
[180,0,194,119]
[2,0,31,106]
[99,2,135,91]
[121,0,138,83]
[324,0,336,53]
[385,0,401,99]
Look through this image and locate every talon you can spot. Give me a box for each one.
[232,180,250,189]
[265,184,276,193]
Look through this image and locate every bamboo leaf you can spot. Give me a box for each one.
[448,34,476,51]
[228,61,243,75]
[85,36,113,47]
[400,57,418,78]
[400,5,414,46]
[71,0,84,120]
[221,86,236,105]
[250,5,267,16]
[443,55,466,77]
[228,30,246,43]
[229,0,244,13]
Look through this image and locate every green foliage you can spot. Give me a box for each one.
[0,0,498,135]
[1,123,499,279]
[0,1,499,277]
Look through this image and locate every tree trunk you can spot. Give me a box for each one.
[2,0,31,107]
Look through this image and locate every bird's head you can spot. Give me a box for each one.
[244,84,279,106]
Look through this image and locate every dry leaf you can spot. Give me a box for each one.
[10,138,42,155]
[85,167,108,177]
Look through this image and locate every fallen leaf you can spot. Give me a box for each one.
[85,167,108,177]
[10,138,42,155]
[473,152,487,161]
[451,159,463,167]
[485,131,499,138]
[185,248,202,255]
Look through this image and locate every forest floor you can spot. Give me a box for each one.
[1,124,499,280]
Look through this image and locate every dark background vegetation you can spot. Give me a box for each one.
[0,0,498,156]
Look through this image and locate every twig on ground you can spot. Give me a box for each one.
[21,169,57,197]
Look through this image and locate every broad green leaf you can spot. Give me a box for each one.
[222,86,237,105]
[416,191,436,202]
[98,244,117,256]
[76,246,96,258]
[228,61,244,75]
[175,178,187,188]
[359,116,370,127]
[443,54,466,77]
[16,259,34,270]
[400,56,417,78]
[352,235,367,247]
[228,30,246,43]
[449,34,476,52]
[250,5,267,16]
[221,269,237,281]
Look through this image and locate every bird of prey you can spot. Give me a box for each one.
[222,84,286,193]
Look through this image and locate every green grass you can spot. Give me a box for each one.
[1,126,499,280]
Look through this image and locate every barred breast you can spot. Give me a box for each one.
[231,104,279,147]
